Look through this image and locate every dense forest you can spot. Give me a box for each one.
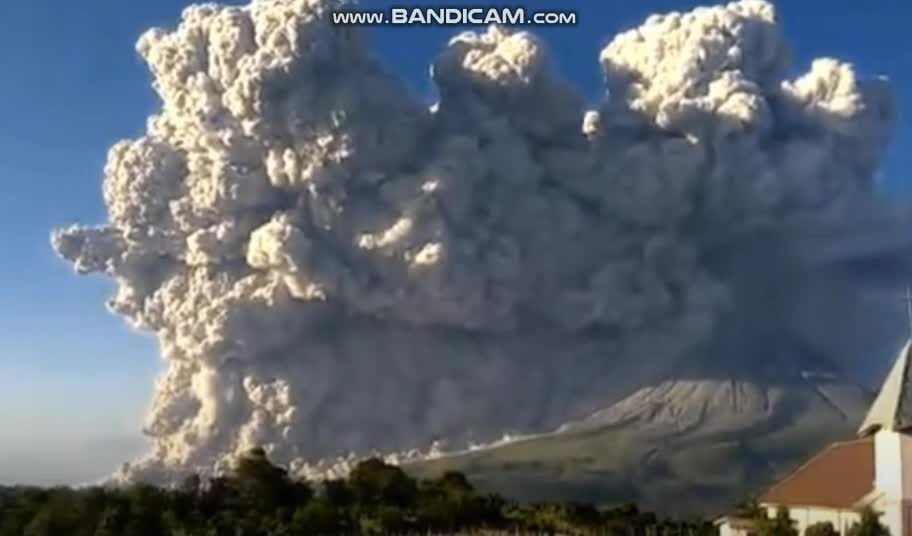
[0,447,717,535]
[0,448,890,536]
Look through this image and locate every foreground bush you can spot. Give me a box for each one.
[0,449,715,536]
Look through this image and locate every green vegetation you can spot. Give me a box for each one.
[805,521,840,536]
[0,448,717,536]
[847,507,891,536]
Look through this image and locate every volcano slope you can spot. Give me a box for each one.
[408,331,876,516]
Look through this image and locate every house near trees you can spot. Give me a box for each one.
[718,340,912,536]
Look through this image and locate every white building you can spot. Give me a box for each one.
[718,340,912,536]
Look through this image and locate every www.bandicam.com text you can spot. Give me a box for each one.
[332,7,578,26]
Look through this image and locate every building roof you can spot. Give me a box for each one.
[760,438,874,510]
[858,339,912,436]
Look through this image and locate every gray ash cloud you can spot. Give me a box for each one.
[52,0,906,482]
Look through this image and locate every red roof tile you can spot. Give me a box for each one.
[761,438,875,510]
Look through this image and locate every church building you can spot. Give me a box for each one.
[718,340,912,536]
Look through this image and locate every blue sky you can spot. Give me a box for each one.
[0,0,908,485]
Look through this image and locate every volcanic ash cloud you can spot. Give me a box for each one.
[52,0,903,482]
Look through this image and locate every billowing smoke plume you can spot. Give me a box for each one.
[53,0,906,482]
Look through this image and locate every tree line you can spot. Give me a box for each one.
[0,447,716,536]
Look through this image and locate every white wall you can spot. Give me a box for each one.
[876,431,904,498]
[718,521,743,536]
[764,505,860,536]
[873,429,912,536]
